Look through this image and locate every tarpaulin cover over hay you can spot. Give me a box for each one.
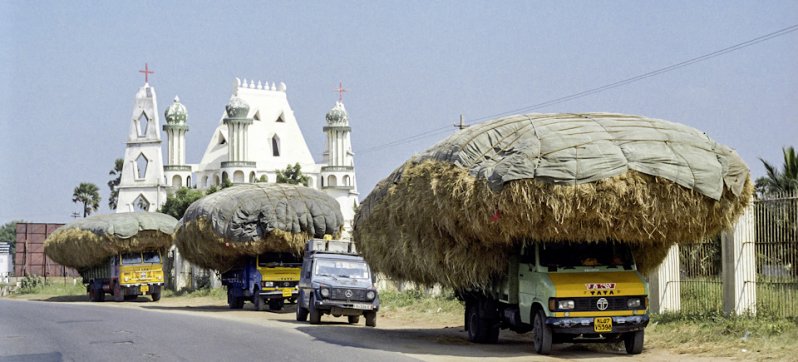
[354,113,753,289]
[174,183,344,271]
[44,212,178,269]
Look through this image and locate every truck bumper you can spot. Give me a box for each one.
[314,299,379,315]
[546,315,649,334]
[259,289,298,300]
[122,283,163,296]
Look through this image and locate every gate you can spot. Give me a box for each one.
[753,191,798,317]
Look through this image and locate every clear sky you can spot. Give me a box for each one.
[1,1,796,224]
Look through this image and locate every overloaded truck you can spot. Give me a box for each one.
[296,238,379,327]
[461,241,648,354]
[353,113,753,355]
[44,212,178,303]
[81,250,165,302]
[222,252,302,310]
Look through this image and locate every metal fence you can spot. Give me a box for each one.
[678,238,722,315]
[753,190,798,317]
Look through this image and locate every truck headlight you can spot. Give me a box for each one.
[263,281,274,287]
[320,287,330,298]
[366,290,376,300]
[123,276,130,282]
[557,300,575,310]
[627,298,642,308]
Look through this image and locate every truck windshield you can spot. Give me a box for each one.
[258,252,301,267]
[539,242,634,270]
[143,251,161,263]
[314,259,370,279]
[121,253,143,265]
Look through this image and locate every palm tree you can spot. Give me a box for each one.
[73,182,101,217]
[108,158,123,210]
[756,146,798,196]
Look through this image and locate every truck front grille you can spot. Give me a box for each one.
[331,288,368,301]
[572,296,642,312]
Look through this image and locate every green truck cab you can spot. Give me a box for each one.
[80,250,164,302]
[462,241,649,355]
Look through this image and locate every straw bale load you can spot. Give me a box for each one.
[174,183,344,271]
[44,212,178,269]
[354,113,753,289]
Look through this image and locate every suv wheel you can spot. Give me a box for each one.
[364,311,377,327]
[309,295,321,324]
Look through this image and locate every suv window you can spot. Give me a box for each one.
[313,259,370,279]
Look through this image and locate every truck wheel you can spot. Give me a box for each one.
[364,311,377,327]
[254,296,267,311]
[89,285,102,302]
[309,295,321,324]
[296,304,309,321]
[228,289,244,309]
[532,309,552,355]
[268,299,285,311]
[150,292,161,302]
[113,284,124,302]
[466,300,499,344]
[624,330,644,354]
[348,315,360,324]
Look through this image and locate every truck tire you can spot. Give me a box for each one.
[296,303,309,321]
[466,299,499,344]
[254,295,267,311]
[113,284,124,302]
[268,298,285,311]
[309,295,321,324]
[228,289,245,309]
[364,311,377,327]
[348,315,360,324]
[532,309,552,355]
[150,292,161,302]
[624,330,644,354]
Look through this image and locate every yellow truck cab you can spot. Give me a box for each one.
[81,250,164,302]
[462,241,649,355]
[256,252,302,310]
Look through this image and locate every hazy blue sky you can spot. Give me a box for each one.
[1,1,796,224]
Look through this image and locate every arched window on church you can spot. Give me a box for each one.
[172,175,182,188]
[272,135,281,157]
[233,171,244,183]
[202,176,209,188]
[214,175,220,186]
[135,154,148,179]
[222,172,229,183]
[343,175,351,186]
[249,172,256,183]
[186,176,192,188]
[133,194,150,212]
[137,112,149,137]
[328,175,337,187]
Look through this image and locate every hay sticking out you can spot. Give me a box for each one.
[174,183,344,271]
[354,160,753,289]
[44,212,177,269]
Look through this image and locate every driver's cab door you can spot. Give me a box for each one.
[517,242,538,323]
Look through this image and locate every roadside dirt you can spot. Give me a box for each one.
[10,294,740,361]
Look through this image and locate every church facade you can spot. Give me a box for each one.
[116,77,359,236]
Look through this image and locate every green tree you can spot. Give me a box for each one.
[275,163,309,186]
[107,158,123,210]
[0,220,24,265]
[159,187,205,219]
[72,182,101,217]
[756,146,798,197]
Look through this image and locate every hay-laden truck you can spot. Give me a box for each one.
[80,250,165,302]
[221,252,302,311]
[461,241,648,355]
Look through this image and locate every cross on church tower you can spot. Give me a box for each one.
[139,63,154,84]
[335,81,347,102]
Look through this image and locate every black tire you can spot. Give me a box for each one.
[296,303,309,321]
[532,309,553,355]
[309,295,321,324]
[624,330,644,354]
[348,315,360,324]
[228,289,245,310]
[466,299,499,344]
[150,292,161,302]
[113,283,124,302]
[268,299,285,311]
[364,311,377,327]
[89,284,103,302]
[254,295,267,311]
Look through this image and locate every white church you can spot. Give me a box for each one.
[115,75,359,236]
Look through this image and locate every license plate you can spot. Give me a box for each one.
[351,303,373,310]
[282,289,292,297]
[140,285,149,294]
[594,317,612,333]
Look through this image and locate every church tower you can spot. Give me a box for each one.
[220,94,255,183]
[320,100,359,236]
[116,76,167,213]
[163,96,192,188]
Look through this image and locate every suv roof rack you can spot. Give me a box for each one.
[306,238,358,255]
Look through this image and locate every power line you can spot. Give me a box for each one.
[359,23,798,155]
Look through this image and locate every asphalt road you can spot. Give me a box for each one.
[0,299,417,362]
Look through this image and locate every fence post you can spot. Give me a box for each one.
[649,244,680,313]
[722,203,756,315]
